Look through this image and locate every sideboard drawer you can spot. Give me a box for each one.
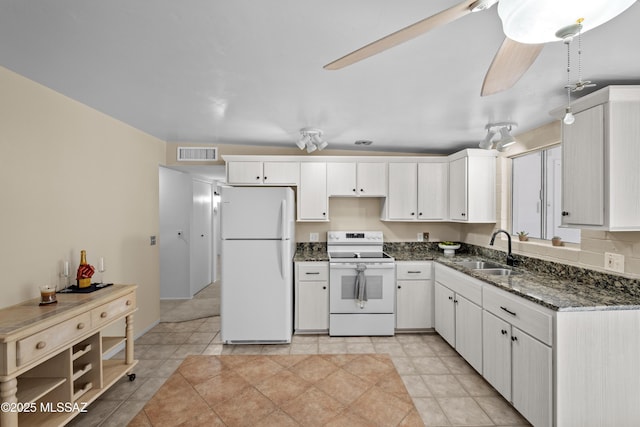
[16,312,92,366]
[91,293,136,328]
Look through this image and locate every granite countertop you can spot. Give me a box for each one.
[294,243,640,312]
[435,255,640,312]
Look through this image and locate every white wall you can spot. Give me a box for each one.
[0,66,164,335]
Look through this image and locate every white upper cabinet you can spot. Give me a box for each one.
[557,86,640,230]
[418,162,448,220]
[298,162,328,221]
[327,162,386,197]
[384,161,448,221]
[448,149,496,222]
[227,161,299,185]
[386,162,418,220]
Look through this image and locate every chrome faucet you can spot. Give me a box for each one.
[490,229,516,266]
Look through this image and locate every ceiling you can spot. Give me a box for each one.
[1,0,639,154]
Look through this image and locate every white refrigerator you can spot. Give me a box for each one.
[220,186,295,344]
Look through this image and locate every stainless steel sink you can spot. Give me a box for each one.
[477,268,521,276]
[454,261,504,270]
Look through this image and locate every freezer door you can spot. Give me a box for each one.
[221,239,293,343]
[221,187,294,240]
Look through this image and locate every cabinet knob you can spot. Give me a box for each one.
[511,336,518,342]
[448,296,453,300]
[126,300,132,306]
[322,286,327,290]
[77,322,85,330]
[461,213,466,216]
[100,312,108,318]
[360,188,364,192]
[264,176,267,180]
[562,211,569,216]
[352,188,356,192]
[501,329,507,335]
[454,299,458,304]
[397,285,401,289]
[411,212,415,216]
[418,212,423,216]
[36,341,47,350]
[256,176,260,180]
[322,212,326,216]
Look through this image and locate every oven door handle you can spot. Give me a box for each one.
[330,263,395,270]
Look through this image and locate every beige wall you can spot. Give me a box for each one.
[0,66,165,335]
[463,121,640,279]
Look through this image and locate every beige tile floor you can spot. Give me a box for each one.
[68,285,531,427]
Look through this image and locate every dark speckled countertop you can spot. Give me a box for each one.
[295,242,640,312]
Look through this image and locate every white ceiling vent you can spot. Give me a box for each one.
[177,146,218,161]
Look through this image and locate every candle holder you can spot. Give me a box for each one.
[39,285,57,305]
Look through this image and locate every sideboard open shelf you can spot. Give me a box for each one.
[0,284,137,427]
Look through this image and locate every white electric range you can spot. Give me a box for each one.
[327,231,395,336]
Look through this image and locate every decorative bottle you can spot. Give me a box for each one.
[76,250,95,288]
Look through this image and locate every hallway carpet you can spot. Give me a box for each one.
[129,354,422,426]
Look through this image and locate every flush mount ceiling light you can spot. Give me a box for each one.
[479,122,518,152]
[498,0,636,44]
[297,128,328,153]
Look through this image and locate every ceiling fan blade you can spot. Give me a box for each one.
[324,0,477,70]
[481,38,544,96]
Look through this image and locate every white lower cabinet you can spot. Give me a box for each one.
[434,264,483,373]
[295,262,329,332]
[395,262,433,330]
[482,285,553,427]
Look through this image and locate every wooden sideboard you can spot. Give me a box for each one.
[0,285,137,427]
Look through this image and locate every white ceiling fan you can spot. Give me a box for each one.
[324,0,637,97]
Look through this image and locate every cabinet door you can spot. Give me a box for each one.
[482,310,512,401]
[512,328,552,427]
[562,105,604,226]
[449,157,467,221]
[227,161,262,184]
[396,280,433,329]
[455,295,483,373]
[417,162,448,220]
[263,162,299,185]
[297,281,329,331]
[327,162,357,196]
[387,163,418,220]
[435,282,455,347]
[299,162,328,221]
[357,162,387,196]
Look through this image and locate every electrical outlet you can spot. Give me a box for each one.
[150,236,156,246]
[416,232,424,242]
[423,232,430,241]
[605,252,625,273]
[309,232,319,242]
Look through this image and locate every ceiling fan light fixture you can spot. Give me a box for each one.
[317,140,329,151]
[498,0,636,44]
[480,122,517,151]
[296,134,309,150]
[563,107,576,125]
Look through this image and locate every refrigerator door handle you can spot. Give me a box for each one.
[280,239,286,279]
[280,199,288,240]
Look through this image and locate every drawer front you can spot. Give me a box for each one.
[17,312,92,366]
[298,263,328,281]
[435,264,482,305]
[396,262,432,280]
[91,293,136,328]
[483,286,553,345]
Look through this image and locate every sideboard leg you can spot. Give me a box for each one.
[125,313,134,365]
[1,378,18,427]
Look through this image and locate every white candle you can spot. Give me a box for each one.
[63,261,69,277]
[98,257,105,272]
